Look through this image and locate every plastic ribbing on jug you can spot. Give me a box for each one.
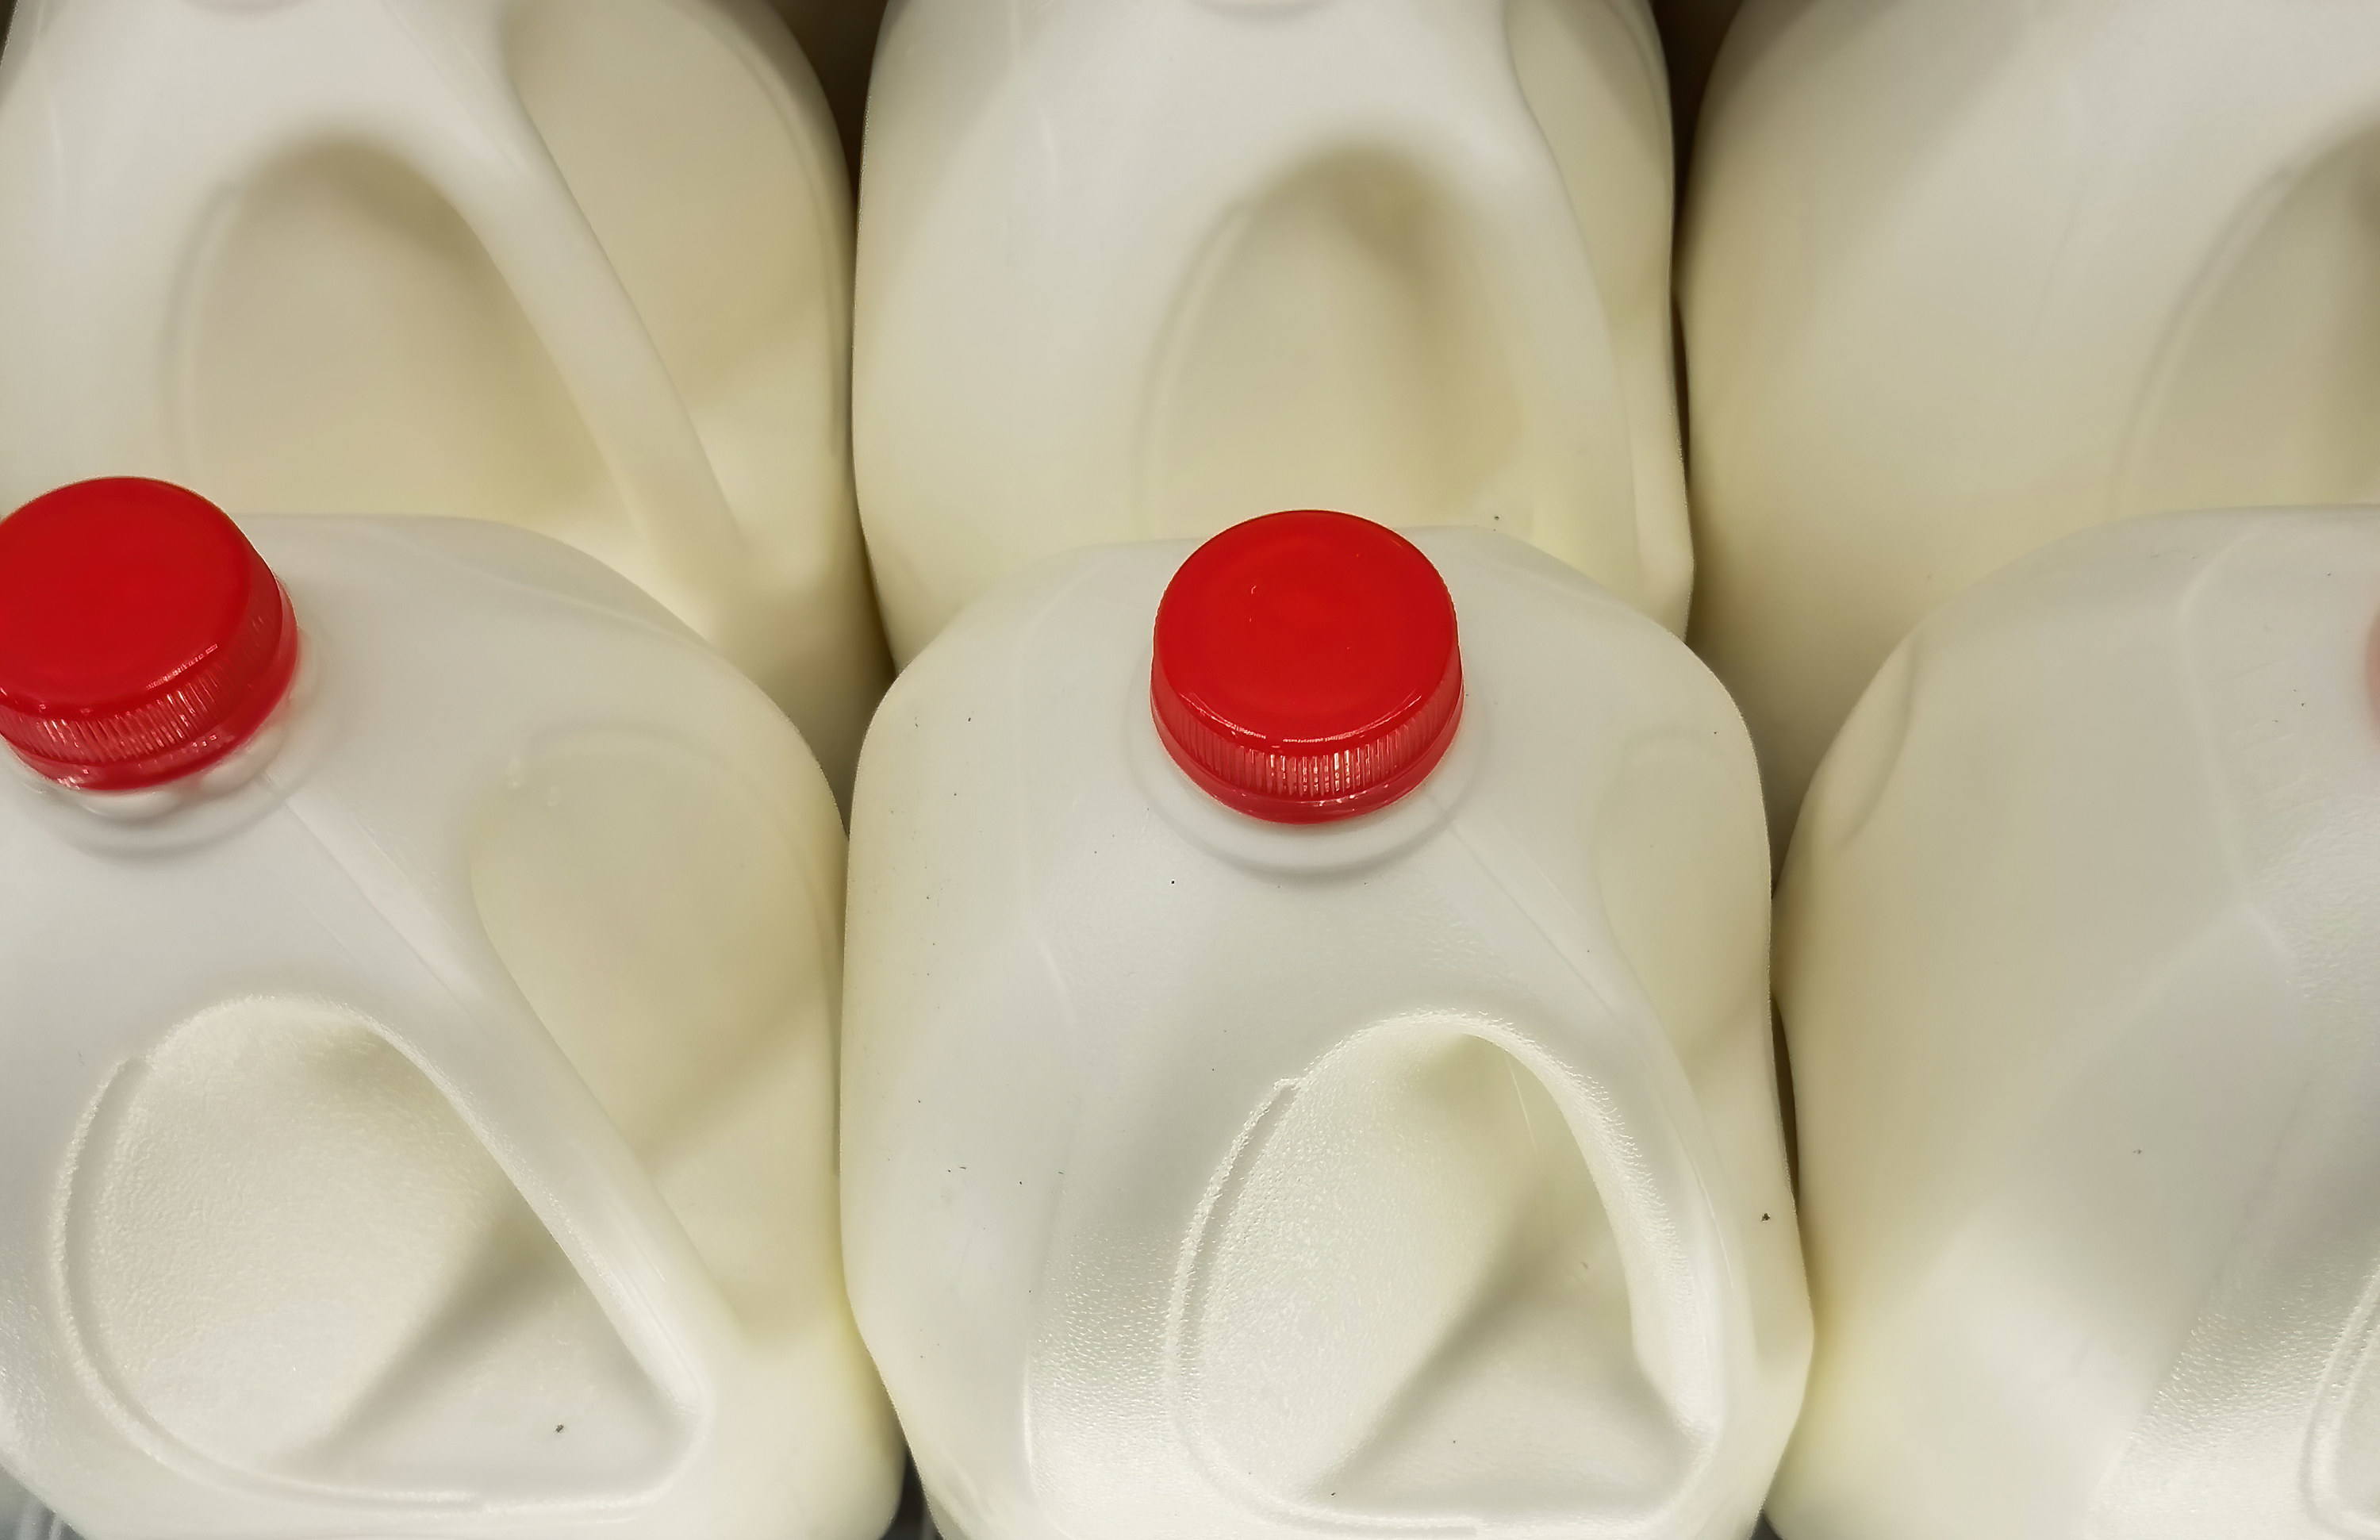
[1151,509,1463,824]
[0,478,298,791]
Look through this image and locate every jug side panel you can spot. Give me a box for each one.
[0,6,244,497]
[1779,525,2243,1315]
[1589,726,1806,1427]
[849,0,1088,664]
[1682,0,2135,841]
[848,0,1045,282]
[2065,520,2380,1540]
[1772,517,2291,1538]
[1806,917,2309,1540]
[1589,728,1771,1109]
[1507,0,1690,624]
[841,553,1133,1533]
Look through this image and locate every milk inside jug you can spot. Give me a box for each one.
[852,0,1689,663]
[1775,508,2380,1540]
[843,512,1808,1540]
[0,480,900,1540]
[0,0,888,801]
[1681,0,2380,843]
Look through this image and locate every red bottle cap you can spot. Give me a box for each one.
[1152,510,1463,824]
[0,478,298,791]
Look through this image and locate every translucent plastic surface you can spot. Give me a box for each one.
[1682,0,2380,842]
[0,517,899,1539]
[852,0,1690,662]
[1776,509,2380,1540]
[0,0,888,800]
[843,529,1808,1540]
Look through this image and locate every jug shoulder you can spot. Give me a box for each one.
[1791,506,2380,990]
[255,513,697,636]
[848,525,1767,1070]
[2,513,833,874]
[862,528,1750,866]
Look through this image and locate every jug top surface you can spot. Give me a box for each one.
[0,478,298,791]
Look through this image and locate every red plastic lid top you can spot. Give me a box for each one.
[1152,510,1463,824]
[0,478,298,791]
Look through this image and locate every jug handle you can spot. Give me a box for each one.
[1362,103,1645,604]
[278,780,746,1434]
[0,789,743,1528]
[1440,811,1760,1527]
[358,0,768,606]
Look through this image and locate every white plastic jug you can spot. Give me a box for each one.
[0,0,888,801]
[851,0,1690,664]
[1679,0,2380,843]
[1775,507,2380,1540]
[843,511,1808,1540]
[0,480,900,1540]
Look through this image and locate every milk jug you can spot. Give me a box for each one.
[0,0,888,801]
[852,0,1690,663]
[1680,0,2380,843]
[0,479,900,1539]
[1775,507,2380,1540]
[843,511,1808,1540]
